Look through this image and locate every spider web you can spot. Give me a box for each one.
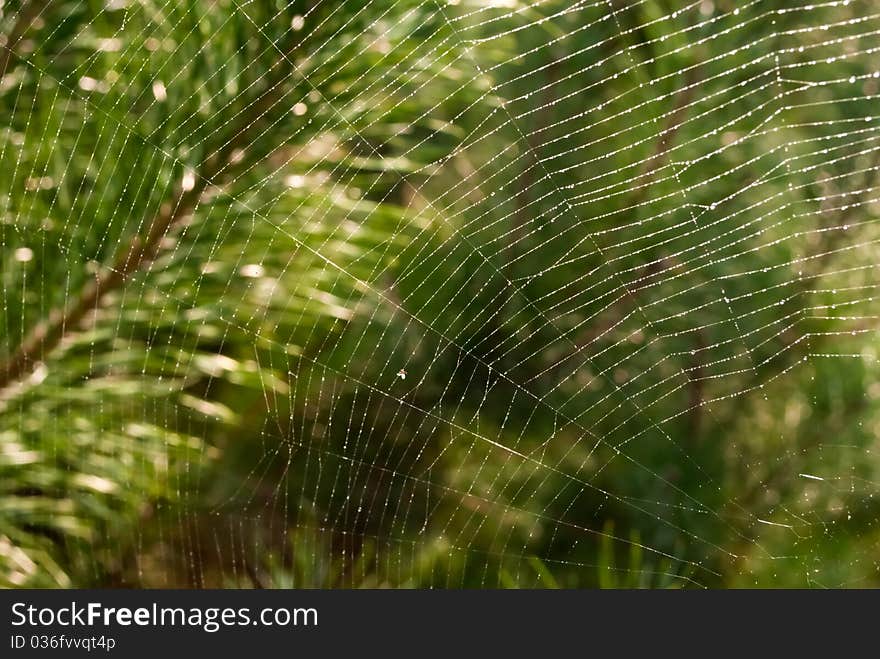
[1,0,879,588]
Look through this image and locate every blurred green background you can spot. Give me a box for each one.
[1,0,879,588]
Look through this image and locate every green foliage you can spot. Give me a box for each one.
[1,0,879,588]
